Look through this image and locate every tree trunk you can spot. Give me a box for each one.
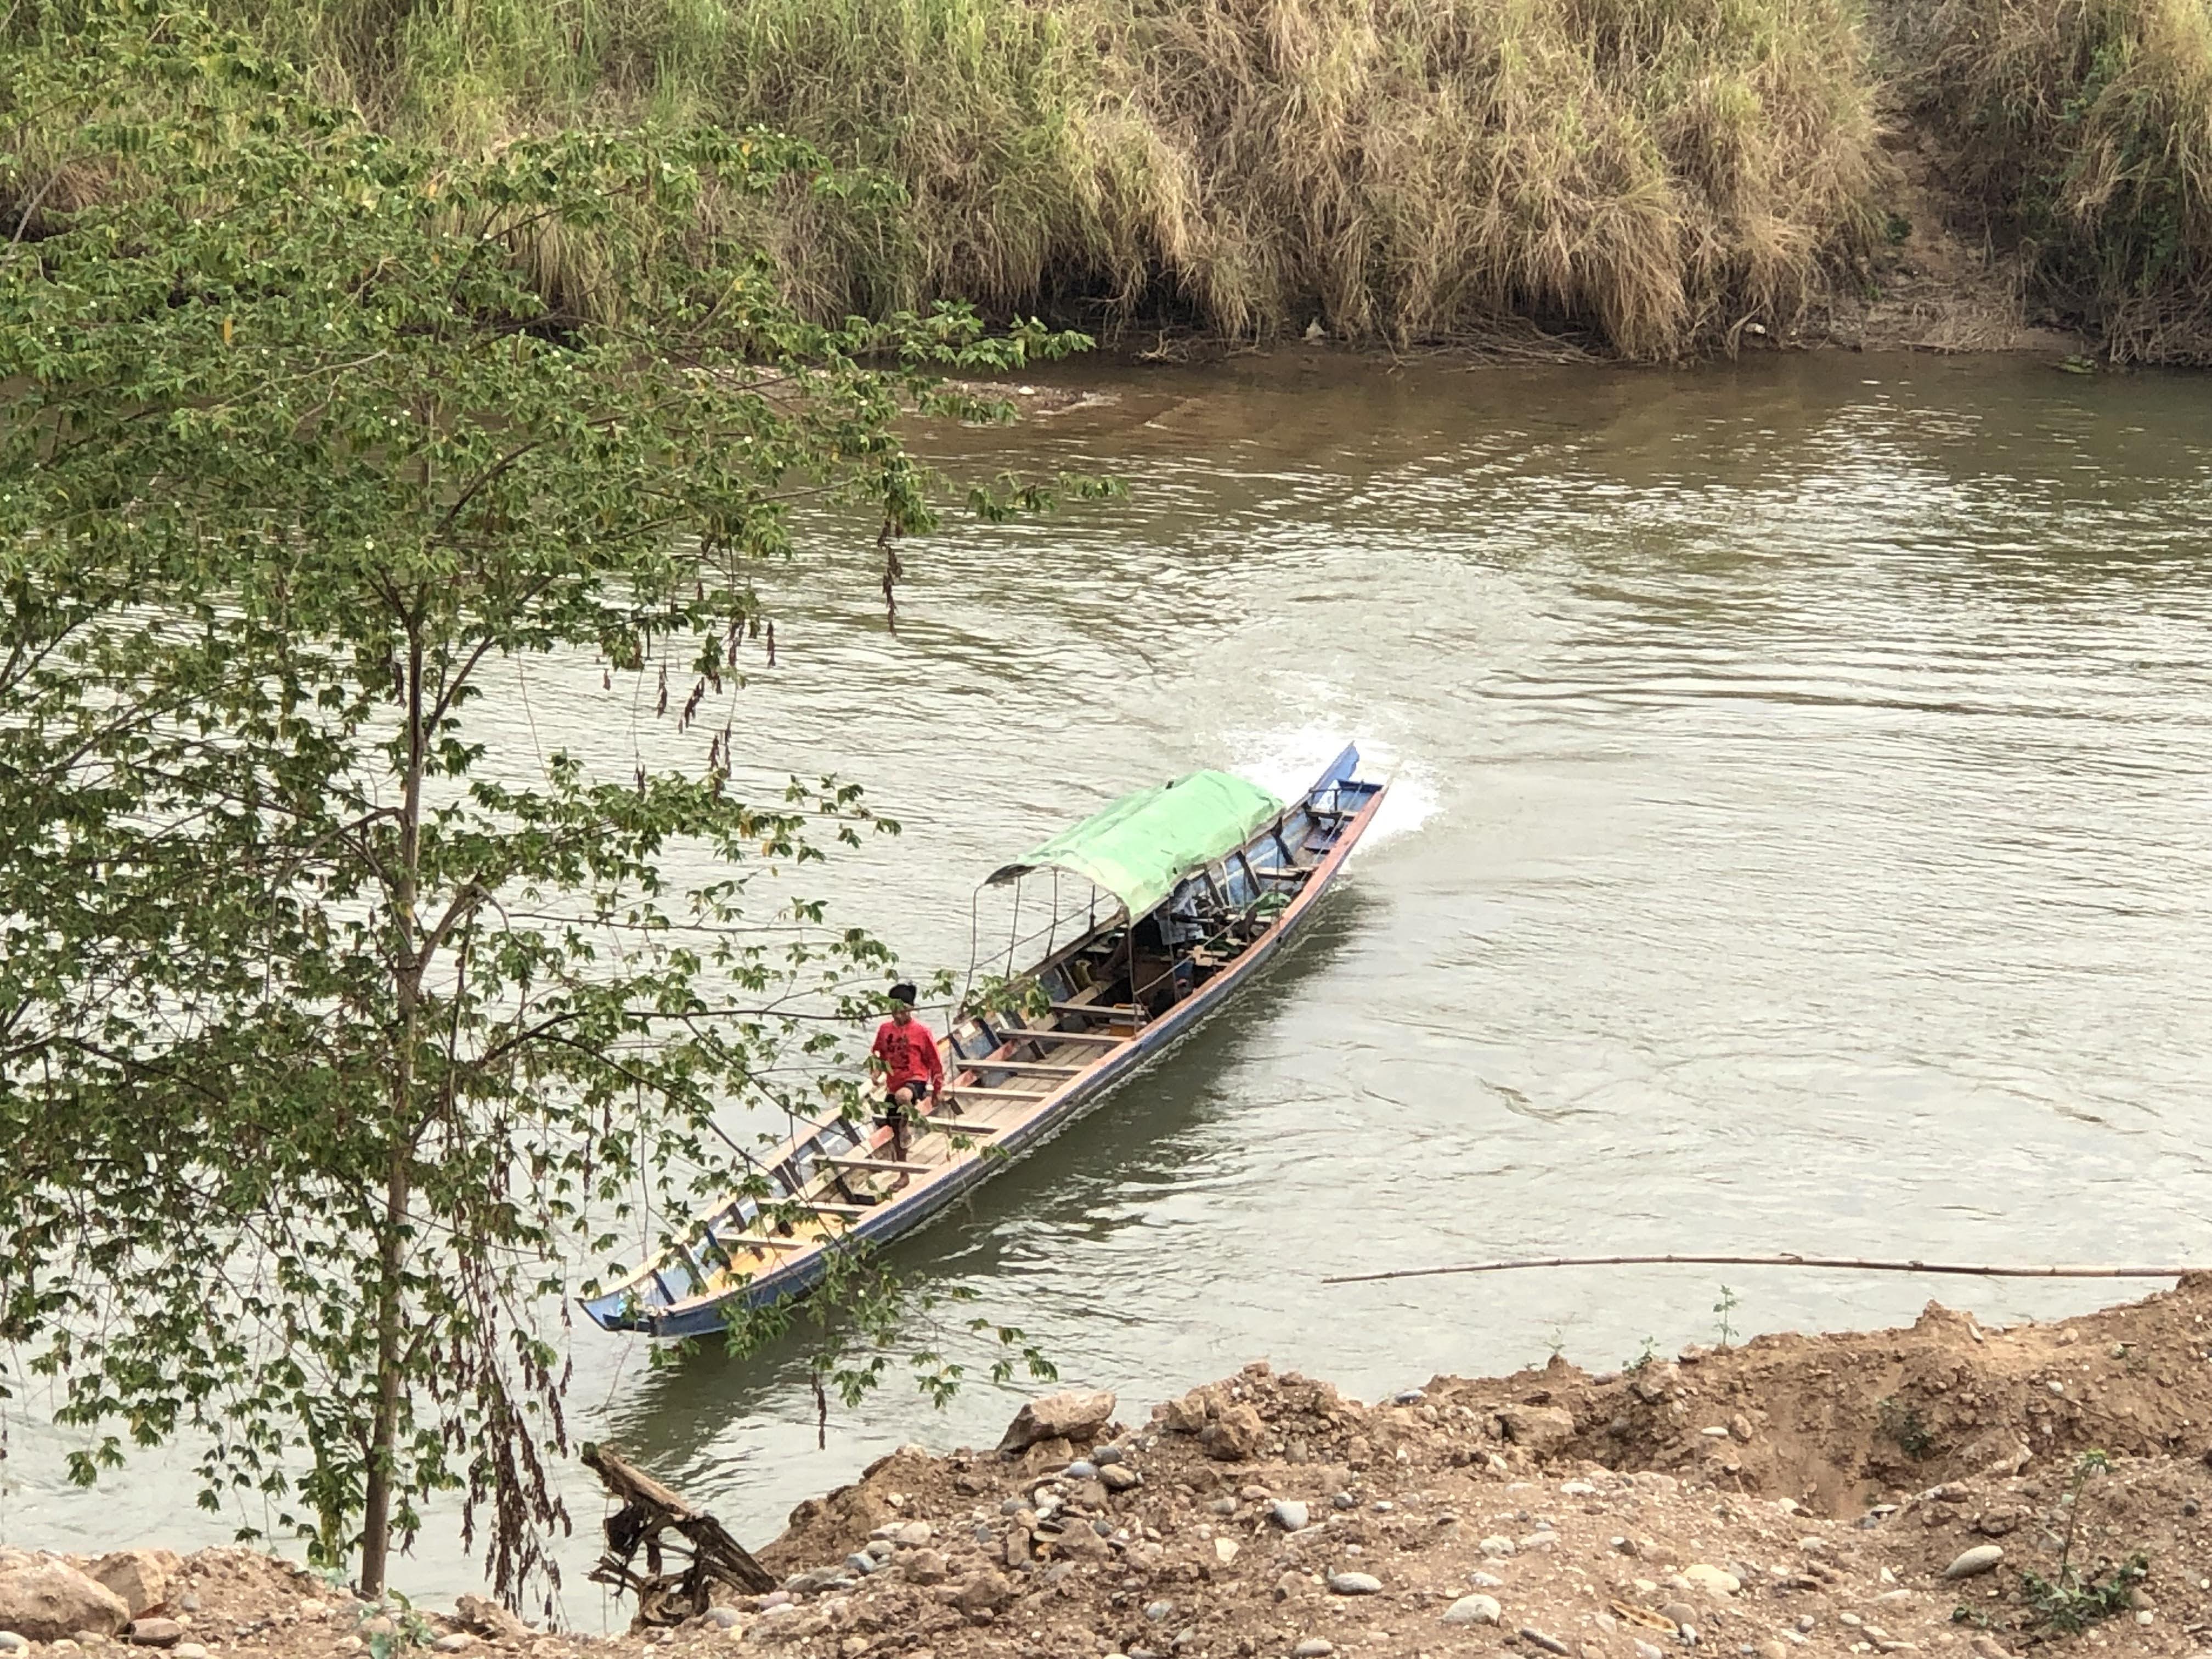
[358,1148,412,1598]
[362,629,428,1599]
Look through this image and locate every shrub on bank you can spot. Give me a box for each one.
[1903,0,2212,363]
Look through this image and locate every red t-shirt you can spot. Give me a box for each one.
[871,1015,943,1092]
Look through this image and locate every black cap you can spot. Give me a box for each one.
[888,982,917,1006]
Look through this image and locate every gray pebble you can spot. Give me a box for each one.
[1143,1600,1175,1623]
[1293,1643,1334,1658]
[1392,1389,1425,1405]
[1271,1499,1310,1533]
[1326,1571,1382,1596]
[1634,1643,1665,1659]
[0,1638,26,1656]
[1330,1492,1356,1510]
[1945,1544,2005,1579]
[1469,1571,1504,1589]
[1064,1460,1099,1481]
[703,1609,743,1630]
[1440,1594,1500,1627]
[1102,1464,1143,1492]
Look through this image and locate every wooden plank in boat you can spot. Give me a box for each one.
[720,1234,820,1251]
[825,1156,935,1174]
[948,1082,1053,1097]
[953,1058,1083,1074]
[1004,1028,1122,1046]
[1048,1001,1138,1015]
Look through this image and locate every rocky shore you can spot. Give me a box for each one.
[9,1278,2212,1659]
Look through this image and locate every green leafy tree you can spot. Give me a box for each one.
[0,1,1097,1604]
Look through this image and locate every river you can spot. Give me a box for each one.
[8,351,2212,1616]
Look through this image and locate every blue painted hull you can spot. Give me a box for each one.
[580,744,1384,1339]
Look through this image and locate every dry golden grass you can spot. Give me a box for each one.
[136,0,1882,360]
[19,0,2212,359]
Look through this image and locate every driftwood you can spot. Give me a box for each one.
[583,1443,776,1625]
[1322,1253,2211,1286]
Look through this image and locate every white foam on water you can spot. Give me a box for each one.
[1226,716,1438,851]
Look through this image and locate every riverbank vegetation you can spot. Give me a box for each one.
[1900,0,2212,363]
[16,0,2208,362]
[18,0,1890,359]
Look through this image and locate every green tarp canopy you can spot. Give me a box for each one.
[987,770,1285,919]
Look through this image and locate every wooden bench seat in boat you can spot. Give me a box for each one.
[1002,1026,1120,1046]
[825,1156,934,1175]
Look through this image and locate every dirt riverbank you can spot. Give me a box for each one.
[10,1279,2212,1659]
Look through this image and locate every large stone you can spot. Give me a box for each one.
[126,1618,184,1648]
[89,1554,174,1621]
[1271,1500,1310,1533]
[1682,1564,1740,1598]
[1326,1572,1382,1596]
[0,1560,130,1643]
[899,1551,947,1587]
[1441,1595,1501,1626]
[1199,1404,1266,1462]
[1159,1392,1210,1434]
[1495,1404,1576,1453]
[997,1390,1116,1455]
[950,1572,1014,1615]
[1944,1545,2005,1579]
[453,1596,529,1643]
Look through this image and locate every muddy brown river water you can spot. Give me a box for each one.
[8,351,2211,1615]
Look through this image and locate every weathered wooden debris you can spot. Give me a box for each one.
[582,1443,775,1625]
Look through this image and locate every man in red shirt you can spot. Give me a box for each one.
[868,982,944,1176]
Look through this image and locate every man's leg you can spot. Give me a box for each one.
[889,1086,913,1164]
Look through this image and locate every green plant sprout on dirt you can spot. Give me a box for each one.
[2015,1449,2150,1635]
[1624,1336,1661,1372]
[1713,1285,1740,1348]
[1876,1395,1934,1460]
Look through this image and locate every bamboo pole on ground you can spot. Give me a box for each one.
[1323,1253,2209,1286]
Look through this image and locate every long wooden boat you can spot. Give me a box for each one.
[580,744,1385,1338]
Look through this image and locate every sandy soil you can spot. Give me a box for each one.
[15,1278,2212,1659]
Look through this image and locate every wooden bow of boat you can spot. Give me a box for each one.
[580,744,1385,1339]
